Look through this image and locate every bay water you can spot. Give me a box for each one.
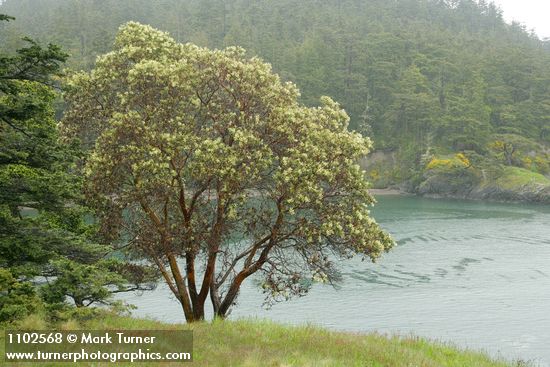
[121,196,550,366]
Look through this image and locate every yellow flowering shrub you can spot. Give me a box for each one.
[426,154,470,172]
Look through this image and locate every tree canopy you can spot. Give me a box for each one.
[61,22,394,322]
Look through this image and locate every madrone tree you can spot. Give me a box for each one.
[62,23,393,322]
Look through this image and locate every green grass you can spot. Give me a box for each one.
[0,312,525,367]
[494,166,550,190]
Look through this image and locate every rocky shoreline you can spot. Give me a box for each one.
[415,185,550,204]
[370,178,550,204]
[368,188,405,196]
[406,177,550,205]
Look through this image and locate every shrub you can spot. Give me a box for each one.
[0,269,44,323]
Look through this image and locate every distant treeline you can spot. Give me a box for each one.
[1,0,549,180]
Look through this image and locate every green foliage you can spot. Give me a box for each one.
[0,12,67,133]
[41,258,157,308]
[493,166,550,190]
[488,133,550,173]
[0,268,43,323]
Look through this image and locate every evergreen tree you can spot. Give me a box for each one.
[0,14,156,321]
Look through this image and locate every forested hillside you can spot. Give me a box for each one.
[1,0,549,201]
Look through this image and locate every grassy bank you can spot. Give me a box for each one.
[492,166,550,190]
[0,313,523,367]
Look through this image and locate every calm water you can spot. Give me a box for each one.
[121,196,550,366]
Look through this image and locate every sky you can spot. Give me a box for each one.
[491,0,550,39]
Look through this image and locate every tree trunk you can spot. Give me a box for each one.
[217,270,249,317]
[191,301,205,321]
[167,254,195,322]
[210,281,222,316]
